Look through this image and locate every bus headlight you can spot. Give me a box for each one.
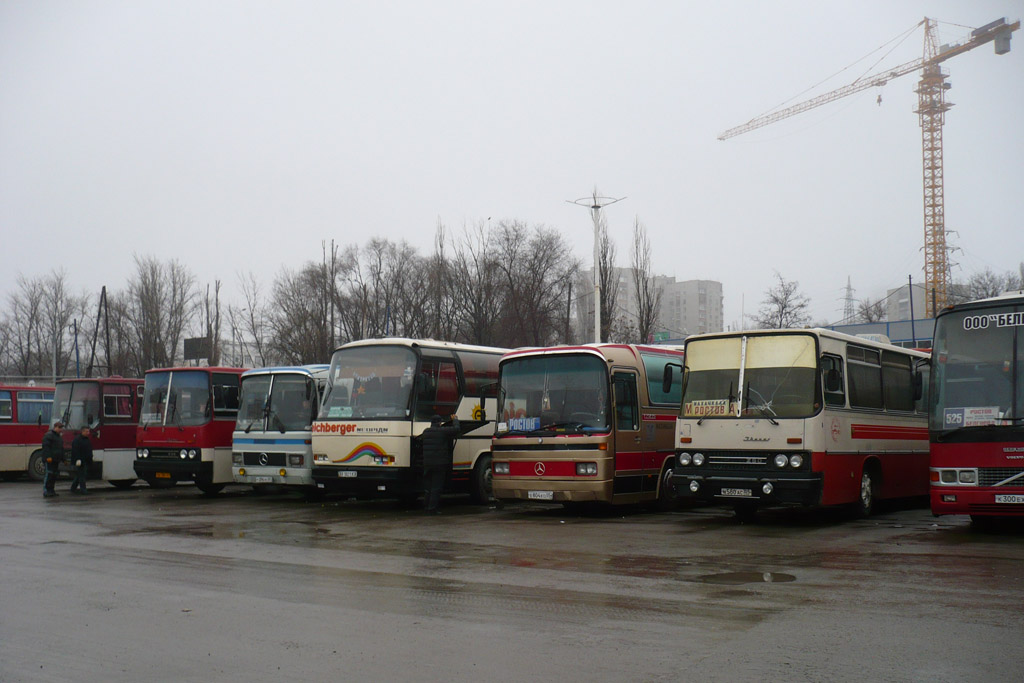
[678,453,692,466]
[188,449,197,459]
[289,454,304,467]
[774,454,789,468]
[958,470,977,484]
[232,453,243,465]
[576,462,597,476]
[940,470,957,484]
[692,453,705,466]
[789,454,803,468]
[493,462,509,475]
[179,449,188,459]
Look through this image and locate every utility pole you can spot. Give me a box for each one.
[568,191,626,343]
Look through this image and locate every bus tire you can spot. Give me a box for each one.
[654,460,677,512]
[470,453,493,505]
[853,466,877,518]
[109,479,136,489]
[27,451,46,482]
[196,482,226,495]
[734,501,758,523]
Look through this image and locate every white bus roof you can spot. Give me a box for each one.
[683,328,929,358]
[332,337,509,355]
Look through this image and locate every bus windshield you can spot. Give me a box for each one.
[237,374,317,433]
[499,354,610,433]
[320,346,418,420]
[684,334,818,419]
[930,306,1023,433]
[142,371,212,427]
[54,381,100,430]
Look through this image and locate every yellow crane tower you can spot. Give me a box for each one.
[720,17,1019,317]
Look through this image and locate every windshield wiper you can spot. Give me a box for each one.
[526,421,586,434]
[745,386,779,425]
[269,409,286,433]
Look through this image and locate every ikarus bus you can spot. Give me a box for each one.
[311,339,507,503]
[232,364,329,493]
[670,329,929,520]
[0,384,54,481]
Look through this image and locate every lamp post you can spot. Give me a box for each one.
[568,191,625,343]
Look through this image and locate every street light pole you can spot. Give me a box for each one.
[568,191,626,343]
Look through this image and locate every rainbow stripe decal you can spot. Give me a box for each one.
[332,442,388,464]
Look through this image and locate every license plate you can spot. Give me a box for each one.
[254,476,274,484]
[528,490,554,501]
[721,487,752,497]
[338,470,357,478]
[994,494,1024,504]
[155,472,171,479]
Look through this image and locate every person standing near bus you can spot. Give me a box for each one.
[69,426,93,494]
[41,421,64,498]
[421,414,460,514]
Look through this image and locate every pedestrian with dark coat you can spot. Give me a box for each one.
[41,421,64,498]
[69,426,93,494]
[421,414,460,513]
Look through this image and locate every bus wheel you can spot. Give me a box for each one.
[470,453,493,505]
[854,468,876,518]
[196,482,226,495]
[654,462,677,512]
[733,501,758,523]
[109,479,135,490]
[27,451,46,482]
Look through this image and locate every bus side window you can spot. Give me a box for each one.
[613,372,639,431]
[0,391,13,420]
[821,355,846,407]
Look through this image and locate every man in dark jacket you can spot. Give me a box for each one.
[41,421,64,498]
[69,426,94,494]
[421,414,460,513]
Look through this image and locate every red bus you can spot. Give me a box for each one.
[929,292,1024,520]
[53,377,144,488]
[134,367,246,494]
[0,384,54,481]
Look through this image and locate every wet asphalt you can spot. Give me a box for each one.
[2,479,1023,682]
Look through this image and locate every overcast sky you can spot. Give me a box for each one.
[2,0,1021,333]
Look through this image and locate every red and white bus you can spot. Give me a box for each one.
[312,339,506,503]
[134,367,246,494]
[53,377,144,488]
[0,384,54,481]
[491,344,685,509]
[671,329,929,520]
[929,292,1024,520]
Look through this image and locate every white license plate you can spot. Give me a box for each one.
[338,470,357,478]
[528,490,554,501]
[721,488,753,497]
[253,476,274,484]
[994,494,1024,504]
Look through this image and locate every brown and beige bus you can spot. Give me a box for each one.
[491,344,684,509]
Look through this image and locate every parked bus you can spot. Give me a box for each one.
[0,384,54,481]
[929,292,1024,520]
[134,367,246,494]
[491,344,685,509]
[311,339,507,503]
[670,329,929,519]
[232,364,329,492]
[53,377,144,488]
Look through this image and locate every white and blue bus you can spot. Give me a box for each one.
[232,365,330,493]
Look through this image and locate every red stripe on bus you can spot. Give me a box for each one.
[850,424,928,440]
[642,414,676,422]
[615,451,644,471]
[508,461,577,477]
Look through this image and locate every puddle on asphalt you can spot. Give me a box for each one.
[695,571,796,585]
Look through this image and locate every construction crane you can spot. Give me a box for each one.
[720,17,1019,317]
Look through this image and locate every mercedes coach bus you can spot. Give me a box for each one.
[0,384,54,481]
[491,344,685,509]
[53,377,144,488]
[670,329,929,520]
[929,292,1024,520]
[311,339,507,503]
[134,367,246,494]
[232,364,329,493]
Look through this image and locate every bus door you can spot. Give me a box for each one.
[612,370,644,495]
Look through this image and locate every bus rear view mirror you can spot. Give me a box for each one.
[662,366,674,395]
[912,372,923,401]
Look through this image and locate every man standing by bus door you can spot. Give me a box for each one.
[421,414,460,514]
[69,426,93,494]
[41,421,64,498]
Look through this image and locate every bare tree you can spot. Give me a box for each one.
[203,281,222,366]
[0,271,87,380]
[268,263,334,364]
[596,208,619,343]
[857,297,887,323]
[227,272,270,367]
[631,218,662,344]
[752,272,811,329]
[449,221,503,346]
[124,255,199,371]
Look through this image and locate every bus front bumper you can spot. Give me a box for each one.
[233,466,313,487]
[493,478,612,503]
[931,486,1024,517]
[311,466,420,498]
[134,459,212,484]
[672,470,823,507]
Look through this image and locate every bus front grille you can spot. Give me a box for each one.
[977,468,1024,487]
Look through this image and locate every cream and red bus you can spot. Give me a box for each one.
[0,384,54,481]
[53,377,144,488]
[929,292,1024,520]
[311,339,507,503]
[491,344,685,509]
[134,367,246,494]
[670,329,929,520]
